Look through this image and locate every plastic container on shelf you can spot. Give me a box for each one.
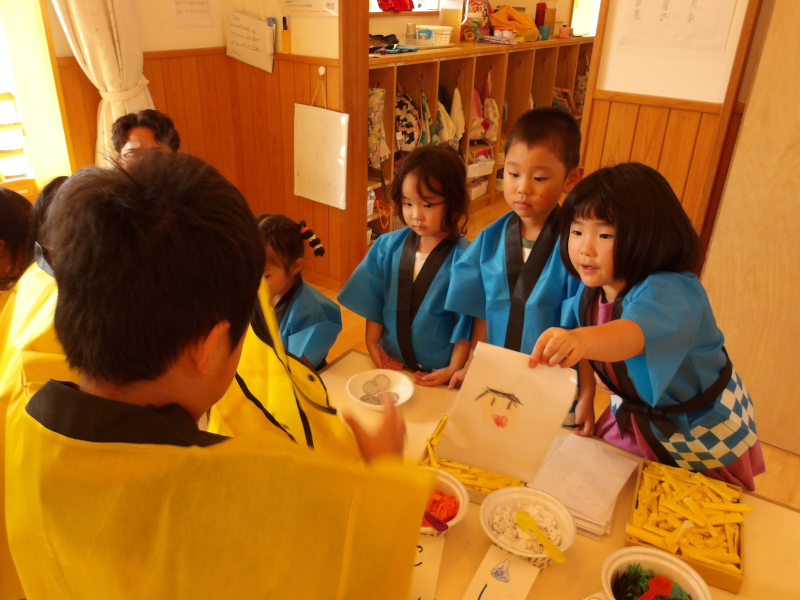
[416,25,452,45]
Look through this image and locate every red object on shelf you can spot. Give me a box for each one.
[535,2,547,26]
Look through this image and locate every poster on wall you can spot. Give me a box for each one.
[226,10,275,74]
[294,104,349,210]
[174,0,213,27]
[283,0,339,16]
[621,0,738,53]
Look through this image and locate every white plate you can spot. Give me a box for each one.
[346,369,414,411]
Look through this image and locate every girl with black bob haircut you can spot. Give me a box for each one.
[530,162,764,490]
[557,161,703,285]
[0,188,34,291]
[339,144,473,387]
[256,214,342,370]
[391,144,469,237]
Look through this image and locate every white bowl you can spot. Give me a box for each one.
[479,486,576,568]
[346,369,414,411]
[420,467,469,537]
[601,547,712,600]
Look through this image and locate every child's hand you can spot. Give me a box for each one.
[573,397,596,437]
[414,368,454,387]
[530,328,585,369]
[368,342,403,371]
[344,395,406,461]
[447,366,467,389]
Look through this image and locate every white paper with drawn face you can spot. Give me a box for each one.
[436,343,577,482]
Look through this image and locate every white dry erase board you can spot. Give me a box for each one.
[294,104,349,210]
[226,10,274,73]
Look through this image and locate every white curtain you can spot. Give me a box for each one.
[52,0,154,167]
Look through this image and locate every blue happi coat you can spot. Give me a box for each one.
[338,229,472,372]
[565,272,759,471]
[445,211,580,355]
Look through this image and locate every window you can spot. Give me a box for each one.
[0,13,32,183]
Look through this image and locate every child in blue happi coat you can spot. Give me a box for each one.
[530,162,765,491]
[445,108,595,428]
[257,214,342,370]
[338,145,472,387]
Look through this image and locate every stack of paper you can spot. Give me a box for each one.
[528,435,638,540]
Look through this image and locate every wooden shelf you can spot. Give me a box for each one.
[368,212,380,222]
[367,179,383,191]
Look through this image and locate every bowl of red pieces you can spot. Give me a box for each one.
[420,467,469,537]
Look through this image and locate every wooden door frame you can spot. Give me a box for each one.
[338,2,369,283]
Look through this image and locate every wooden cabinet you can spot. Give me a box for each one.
[365,38,594,242]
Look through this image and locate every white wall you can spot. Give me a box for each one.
[46,0,339,60]
[596,0,749,103]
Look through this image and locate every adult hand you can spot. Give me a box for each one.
[344,395,406,461]
[529,327,585,369]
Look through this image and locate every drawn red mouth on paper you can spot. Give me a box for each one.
[491,415,508,428]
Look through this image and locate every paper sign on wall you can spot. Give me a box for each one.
[294,103,349,210]
[621,0,738,53]
[436,343,577,482]
[283,0,340,16]
[227,10,274,73]
[174,0,212,27]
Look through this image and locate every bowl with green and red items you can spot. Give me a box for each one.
[602,547,712,600]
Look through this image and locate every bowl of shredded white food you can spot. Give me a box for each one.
[480,486,576,568]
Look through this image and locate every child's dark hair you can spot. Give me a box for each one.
[0,187,34,285]
[560,162,703,286]
[111,109,181,153]
[32,175,68,260]
[257,214,324,270]
[48,151,265,384]
[504,108,581,173]
[391,145,468,238]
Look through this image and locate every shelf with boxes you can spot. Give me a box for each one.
[366,37,594,244]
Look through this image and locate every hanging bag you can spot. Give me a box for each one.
[483,70,500,143]
[395,82,421,152]
[450,86,465,150]
[368,87,391,169]
[469,87,487,140]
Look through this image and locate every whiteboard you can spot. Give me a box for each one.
[226,10,274,73]
[294,104,349,210]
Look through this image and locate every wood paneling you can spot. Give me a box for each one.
[581,90,722,233]
[57,49,348,286]
[702,0,800,454]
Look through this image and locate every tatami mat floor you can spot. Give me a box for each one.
[313,198,799,511]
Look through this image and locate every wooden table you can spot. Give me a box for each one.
[321,351,800,599]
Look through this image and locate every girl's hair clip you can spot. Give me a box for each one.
[299,220,325,257]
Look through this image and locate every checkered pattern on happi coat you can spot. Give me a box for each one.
[651,367,758,471]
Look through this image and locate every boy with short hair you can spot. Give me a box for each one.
[445,108,596,433]
[6,152,432,600]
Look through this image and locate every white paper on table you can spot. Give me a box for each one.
[436,343,577,482]
[408,533,446,600]
[530,434,637,524]
[460,545,540,600]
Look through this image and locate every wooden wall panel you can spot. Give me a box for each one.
[57,50,345,286]
[581,90,723,233]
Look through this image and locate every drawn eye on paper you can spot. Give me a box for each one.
[413,544,423,567]
[475,387,523,429]
[490,558,511,583]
